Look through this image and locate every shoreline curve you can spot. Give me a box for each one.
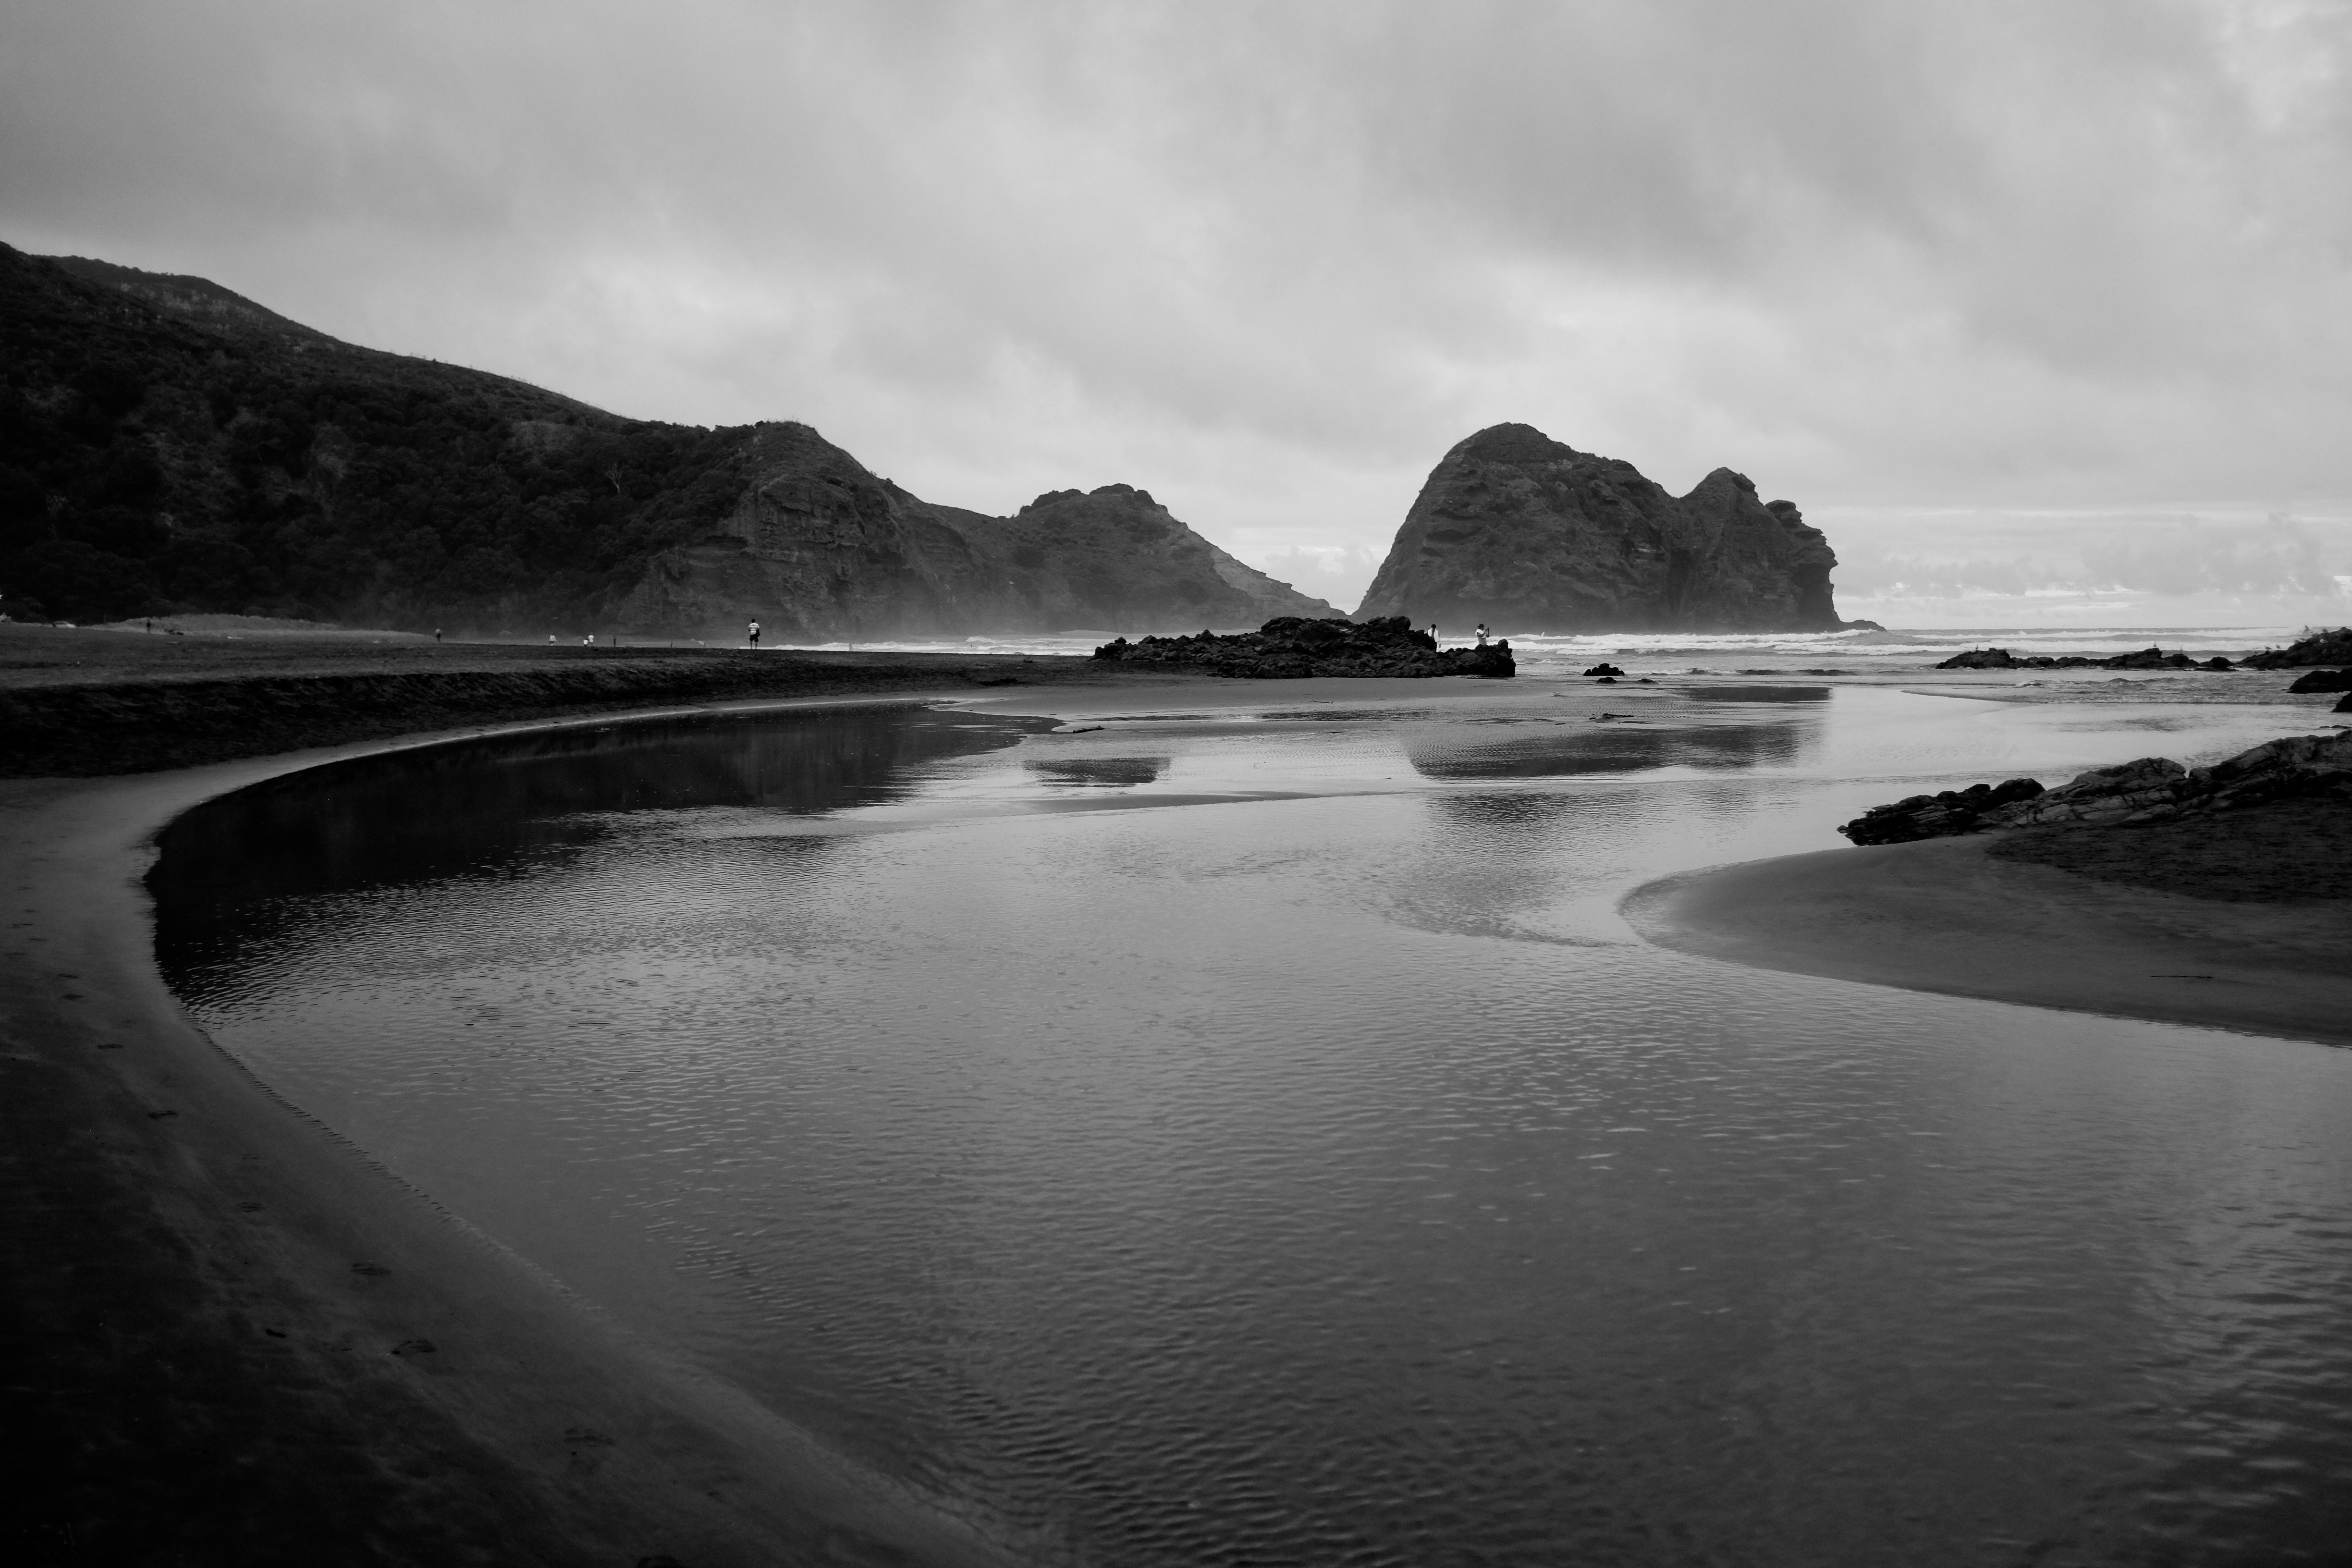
[1621,833,2352,1051]
[4,692,1060,1566]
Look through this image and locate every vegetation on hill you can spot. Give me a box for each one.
[0,246,1333,638]
[0,243,751,626]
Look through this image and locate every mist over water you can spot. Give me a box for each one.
[154,682,2352,1566]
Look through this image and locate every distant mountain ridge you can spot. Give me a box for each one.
[0,244,1330,633]
[1357,423,1851,633]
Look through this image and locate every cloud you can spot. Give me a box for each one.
[4,0,2349,619]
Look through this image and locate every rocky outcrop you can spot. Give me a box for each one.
[2287,669,2352,693]
[1354,424,1849,634]
[1838,731,2352,844]
[2244,628,2352,670]
[615,426,1332,640]
[1935,647,2234,672]
[1093,616,1514,678]
[1838,777,2049,845]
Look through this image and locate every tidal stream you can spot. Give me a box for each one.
[153,683,2352,1566]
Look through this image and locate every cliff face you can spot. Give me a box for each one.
[619,429,1331,639]
[1355,424,1844,634]
[0,244,1329,635]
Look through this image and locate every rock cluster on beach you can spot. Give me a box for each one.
[2244,627,2352,669]
[1354,423,1861,635]
[1934,647,2234,672]
[1093,616,1515,678]
[1839,730,2352,845]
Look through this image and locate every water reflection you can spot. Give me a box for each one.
[1407,719,1810,779]
[1025,756,1169,787]
[152,706,1039,985]
[1681,684,1831,703]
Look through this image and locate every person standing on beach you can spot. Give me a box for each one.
[748,618,761,648]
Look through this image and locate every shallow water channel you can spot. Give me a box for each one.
[153,685,2352,1566]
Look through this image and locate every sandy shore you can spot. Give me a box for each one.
[1623,823,2352,1050]
[2,697,1101,1567]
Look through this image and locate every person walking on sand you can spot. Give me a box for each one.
[748,618,761,648]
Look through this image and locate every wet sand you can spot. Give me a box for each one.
[1,698,1106,1566]
[1624,810,2352,1050]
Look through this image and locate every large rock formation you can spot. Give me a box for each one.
[1838,731,2352,845]
[1093,615,1514,678]
[1355,424,1847,634]
[0,243,1330,636]
[1935,647,2235,672]
[2244,628,2352,669]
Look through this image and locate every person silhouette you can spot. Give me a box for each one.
[1474,623,1489,646]
[748,618,761,648]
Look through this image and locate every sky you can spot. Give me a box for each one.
[3,0,2349,625]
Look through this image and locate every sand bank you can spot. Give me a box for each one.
[2,696,1088,1566]
[1623,829,2352,1050]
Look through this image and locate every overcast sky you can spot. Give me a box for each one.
[4,0,2349,624]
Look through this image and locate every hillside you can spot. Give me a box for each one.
[1356,423,1850,633]
[0,245,1328,634]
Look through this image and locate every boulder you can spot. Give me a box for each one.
[2287,669,2352,693]
[1583,662,1627,677]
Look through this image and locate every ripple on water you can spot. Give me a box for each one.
[156,698,2352,1566]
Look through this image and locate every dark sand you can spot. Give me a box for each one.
[1625,799,2352,1050]
[0,625,1230,1563]
[2,706,1062,1567]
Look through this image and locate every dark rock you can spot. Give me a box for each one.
[2243,627,2352,670]
[1838,730,2352,843]
[1935,646,2223,673]
[1093,616,1514,679]
[2337,692,2352,713]
[1355,423,1848,634]
[2287,669,2352,693]
[1594,675,1617,684]
[2198,657,2235,672]
[1582,662,1626,677]
[1839,777,2046,845]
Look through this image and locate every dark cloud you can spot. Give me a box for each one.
[4,0,2347,614]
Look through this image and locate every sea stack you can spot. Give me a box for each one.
[1355,424,1847,634]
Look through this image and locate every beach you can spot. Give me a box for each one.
[1622,811,2352,1052]
[8,630,2352,1563]
[3,702,1085,1567]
